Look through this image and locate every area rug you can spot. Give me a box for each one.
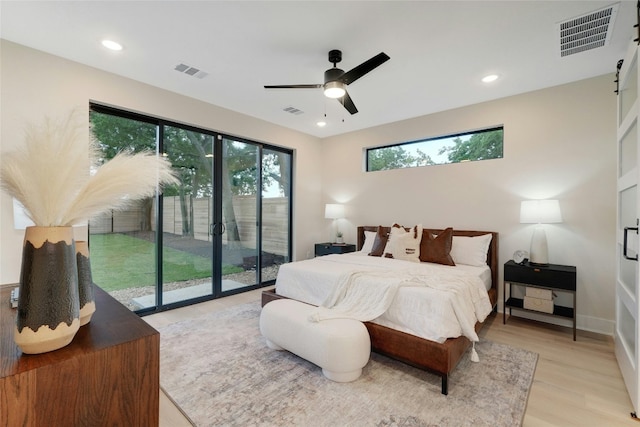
[159,301,537,427]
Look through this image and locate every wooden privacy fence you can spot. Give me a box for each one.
[89,196,289,256]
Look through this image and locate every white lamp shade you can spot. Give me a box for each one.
[324,203,345,219]
[520,200,562,224]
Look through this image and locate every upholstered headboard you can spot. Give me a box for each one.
[356,226,499,304]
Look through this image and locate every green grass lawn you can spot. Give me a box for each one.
[90,233,243,292]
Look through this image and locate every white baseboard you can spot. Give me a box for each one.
[577,314,614,336]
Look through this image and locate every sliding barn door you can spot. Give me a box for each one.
[616,38,640,414]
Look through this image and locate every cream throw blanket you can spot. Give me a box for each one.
[308,268,492,360]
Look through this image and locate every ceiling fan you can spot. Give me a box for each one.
[264,49,390,115]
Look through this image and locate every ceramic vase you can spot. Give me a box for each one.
[15,226,80,354]
[75,240,96,326]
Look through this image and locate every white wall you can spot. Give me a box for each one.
[0,40,618,335]
[0,40,324,284]
[320,75,616,335]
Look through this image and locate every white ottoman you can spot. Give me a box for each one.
[259,299,371,382]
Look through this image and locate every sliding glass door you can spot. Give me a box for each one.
[88,110,160,311]
[261,147,291,281]
[215,138,292,292]
[160,125,215,306]
[220,137,259,292]
[88,104,291,313]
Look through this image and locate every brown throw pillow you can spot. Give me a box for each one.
[419,227,456,266]
[368,226,388,257]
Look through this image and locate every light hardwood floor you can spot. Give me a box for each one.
[144,289,639,426]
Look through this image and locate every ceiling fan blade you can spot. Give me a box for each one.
[264,84,322,89]
[339,90,358,115]
[340,52,390,85]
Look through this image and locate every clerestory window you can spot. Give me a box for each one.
[366,126,504,172]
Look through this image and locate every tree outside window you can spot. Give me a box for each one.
[367,127,503,172]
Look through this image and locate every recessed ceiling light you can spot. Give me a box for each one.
[101,39,123,51]
[316,121,327,127]
[482,74,499,83]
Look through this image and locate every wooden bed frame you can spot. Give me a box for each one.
[261,226,499,395]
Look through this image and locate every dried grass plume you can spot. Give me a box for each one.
[0,110,178,226]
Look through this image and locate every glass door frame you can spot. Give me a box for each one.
[216,135,264,298]
[88,103,292,315]
[158,122,218,308]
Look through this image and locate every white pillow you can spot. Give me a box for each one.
[360,230,377,253]
[450,234,492,266]
[384,224,423,262]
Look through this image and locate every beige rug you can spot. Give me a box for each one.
[159,301,537,427]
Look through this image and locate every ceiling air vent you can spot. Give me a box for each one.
[557,3,619,57]
[174,63,208,79]
[283,106,304,115]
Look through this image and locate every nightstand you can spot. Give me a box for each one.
[503,260,577,340]
[314,242,356,257]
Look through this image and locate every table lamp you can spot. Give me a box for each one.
[324,203,345,243]
[520,199,563,265]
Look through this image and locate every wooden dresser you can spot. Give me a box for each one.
[1,285,159,426]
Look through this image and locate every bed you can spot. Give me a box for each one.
[261,226,499,394]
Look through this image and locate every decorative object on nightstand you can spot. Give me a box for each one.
[325,203,345,243]
[520,199,563,265]
[512,250,528,264]
[315,242,356,257]
[336,231,344,244]
[503,260,577,340]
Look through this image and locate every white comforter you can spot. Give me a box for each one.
[275,253,493,343]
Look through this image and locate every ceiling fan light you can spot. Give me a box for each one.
[324,81,346,98]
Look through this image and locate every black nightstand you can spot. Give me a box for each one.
[503,260,577,340]
[314,242,356,257]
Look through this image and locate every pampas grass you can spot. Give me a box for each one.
[0,111,178,226]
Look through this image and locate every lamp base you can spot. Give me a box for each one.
[529,226,549,266]
[529,261,549,267]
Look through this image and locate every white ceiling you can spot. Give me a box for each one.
[0,1,636,138]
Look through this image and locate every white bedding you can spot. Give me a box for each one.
[275,252,493,343]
